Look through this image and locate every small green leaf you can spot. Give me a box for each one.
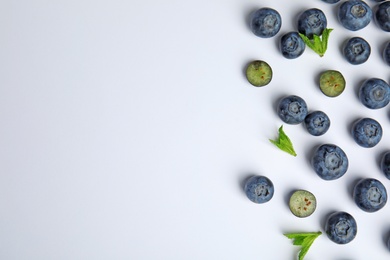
[299,28,333,57]
[269,125,297,156]
[284,232,322,260]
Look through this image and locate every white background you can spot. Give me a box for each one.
[1,0,390,259]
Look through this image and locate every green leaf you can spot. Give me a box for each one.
[269,125,297,157]
[284,232,322,260]
[299,28,333,57]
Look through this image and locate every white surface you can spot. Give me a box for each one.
[0,0,390,259]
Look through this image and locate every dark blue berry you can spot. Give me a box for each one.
[343,37,371,64]
[250,8,282,38]
[279,32,306,59]
[325,211,357,244]
[353,178,387,212]
[380,151,390,180]
[351,118,383,147]
[358,78,390,109]
[304,111,331,136]
[277,95,308,124]
[338,0,372,31]
[311,144,349,180]
[244,176,274,204]
[322,0,340,3]
[297,8,327,38]
[375,1,390,32]
[383,41,390,66]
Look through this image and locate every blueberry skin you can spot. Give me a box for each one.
[322,0,340,3]
[383,41,390,66]
[250,8,282,38]
[343,37,371,65]
[375,1,390,32]
[353,178,387,212]
[338,0,372,31]
[380,151,390,179]
[358,78,390,109]
[277,95,308,124]
[244,176,274,204]
[351,118,383,147]
[325,211,357,244]
[279,32,306,59]
[311,144,349,180]
[304,111,331,136]
[297,8,327,38]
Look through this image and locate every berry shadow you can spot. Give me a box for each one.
[381,226,390,250]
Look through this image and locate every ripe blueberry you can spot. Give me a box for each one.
[277,95,308,124]
[279,32,305,59]
[351,118,383,148]
[311,144,349,180]
[250,8,282,38]
[244,175,274,204]
[375,1,390,32]
[381,151,390,180]
[358,78,390,109]
[343,37,371,65]
[297,8,327,39]
[353,178,387,212]
[304,110,331,136]
[325,211,357,244]
[338,0,372,31]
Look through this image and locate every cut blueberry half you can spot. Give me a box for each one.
[289,190,317,218]
[277,95,308,124]
[351,118,383,148]
[358,78,390,109]
[319,70,346,97]
[353,178,387,212]
[311,144,349,180]
[245,60,272,87]
[304,110,331,136]
[325,211,357,244]
[244,175,274,204]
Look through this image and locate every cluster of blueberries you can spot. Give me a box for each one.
[244,0,390,249]
[249,0,390,65]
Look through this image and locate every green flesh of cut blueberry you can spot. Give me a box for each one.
[289,190,317,218]
[319,70,346,97]
[246,60,273,87]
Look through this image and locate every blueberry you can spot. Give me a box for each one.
[279,32,306,59]
[244,175,274,204]
[353,178,387,212]
[325,211,357,244]
[250,8,282,38]
[311,144,349,180]
[322,0,340,3]
[374,1,390,32]
[338,0,372,31]
[383,41,390,66]
[358,78,390,109]
[277,95,308,124]
[343,37,371,64]
[297,8,327,38]
[304,111,331,136]
[351,118,383,147]
[380,151,390,179]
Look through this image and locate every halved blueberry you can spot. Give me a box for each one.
[277,95,308,124]
[325,211,357,244]
[343,37,371,65]
[338,0,372,31]
[279,32,306,59]
[244,175,274,204]
[351,118,383,148]
[250,8,282,38]
[297,8,327,38]
[311,144,349,180]
[353,178,387,212]
[304,111,331,136]
[358,78,390,109]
